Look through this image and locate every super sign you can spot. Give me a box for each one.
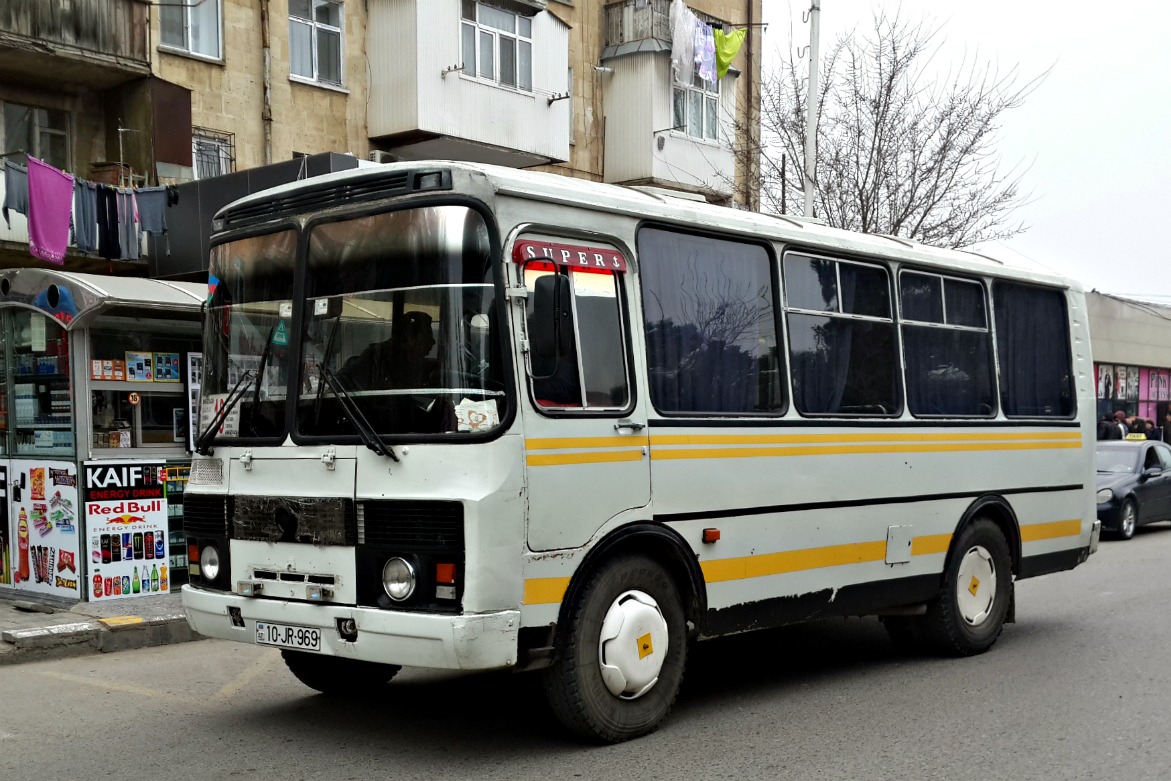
[512,240,628,272]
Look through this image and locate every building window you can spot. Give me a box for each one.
[192,127,235,179]
[290,0,343,87]
[160,0,222,59]
[673,73,719,141]
[461,1,533,92]
[2,102,70,171]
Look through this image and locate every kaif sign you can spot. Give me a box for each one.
[83,461,170,601]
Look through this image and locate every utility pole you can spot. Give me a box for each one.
[803,0,821,219]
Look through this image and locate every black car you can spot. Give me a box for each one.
[1096,440,1171,539]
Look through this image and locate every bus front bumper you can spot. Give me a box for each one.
[182,585,520,670]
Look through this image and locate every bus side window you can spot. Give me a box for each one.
[529,274,583,407]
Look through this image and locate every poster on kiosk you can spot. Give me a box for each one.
[84,461,169,600]
[6,460,82,598]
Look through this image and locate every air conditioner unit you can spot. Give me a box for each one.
[368,150,396,164]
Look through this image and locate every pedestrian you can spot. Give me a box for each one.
[1144,419,1160,441]
[1109,410,1128,439]
[1161,412,1171,443]
[1098,412,1117,440]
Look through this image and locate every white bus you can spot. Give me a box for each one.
[182,161,1100,743]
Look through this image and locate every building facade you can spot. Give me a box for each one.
[0,0,762,274]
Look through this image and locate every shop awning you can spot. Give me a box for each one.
[0,269,204,330]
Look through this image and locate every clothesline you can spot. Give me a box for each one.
[2,155,174,266]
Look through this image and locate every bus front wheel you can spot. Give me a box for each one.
[281,649,400,695]
[543,555,688,743]
[921,518,1013,656]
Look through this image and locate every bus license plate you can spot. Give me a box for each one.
[255,622,322,652]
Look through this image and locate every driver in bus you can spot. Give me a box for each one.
[337,311,455,433]
[340,310,437,391]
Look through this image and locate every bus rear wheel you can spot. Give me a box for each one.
[543,555,688,743]
[281,650,400,696]
[921,518,1012,656]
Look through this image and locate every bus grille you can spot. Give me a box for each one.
[359,500,463,553]
[232,496,356,545]
[183,494,231,537]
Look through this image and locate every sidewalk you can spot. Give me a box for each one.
[0,590,201,665]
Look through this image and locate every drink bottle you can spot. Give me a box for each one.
[160,565,168,592]
[132,566,140,594]
[151,563,159,592]
[17,514,29,582]
[93,571,103,598]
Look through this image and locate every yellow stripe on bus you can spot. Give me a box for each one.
[523,521,1082,605]
[700,540,888,583]
[527,435,650,450]
[527,450,645,467]
[651,440,1080,461]
[651,431,1081,446]
[523,577,571,605]
[911,533,953,556]
[1020,519,1082,542]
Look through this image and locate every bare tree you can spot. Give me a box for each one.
[736,10,1041,249]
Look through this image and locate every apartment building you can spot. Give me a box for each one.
[0,0,761,273]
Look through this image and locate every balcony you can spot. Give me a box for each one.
[0,0,152,90]
[599,1,737,199]
[366,0,569,168]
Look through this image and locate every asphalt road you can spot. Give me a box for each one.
[2,526,1169,781]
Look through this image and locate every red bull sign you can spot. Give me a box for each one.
[83,460,171,602]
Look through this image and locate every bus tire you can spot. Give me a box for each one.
[921,518,1013,657]
[281,649,400,695]
[542,555,688,743]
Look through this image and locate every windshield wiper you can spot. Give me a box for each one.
[194,370,255,456]
[313,309,343,426]
[319,364,398,461]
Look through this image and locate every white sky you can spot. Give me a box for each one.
[761,1,1171,300]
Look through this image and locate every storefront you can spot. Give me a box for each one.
[0,269,203,602]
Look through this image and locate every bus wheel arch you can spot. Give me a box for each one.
[554,523,707,642]
[952,494,1021,577]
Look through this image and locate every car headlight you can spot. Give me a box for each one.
[1096,488,1113,504]
[381,557,416,601]
[200,544,221,581]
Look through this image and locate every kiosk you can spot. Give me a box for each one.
[0,269,203,602]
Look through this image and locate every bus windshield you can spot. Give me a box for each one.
[203,229,297,441]
[297,205,506,438]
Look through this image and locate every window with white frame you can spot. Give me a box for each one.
[192,127,235,179]
[160,0,222,59]
[2,102,70,171]
[461,1,533,92]
[289,0,343,87]
[673,73,719,141]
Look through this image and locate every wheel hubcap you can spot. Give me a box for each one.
[956,545,996,626]
[597,590,669,700]
[1122,504,1136,535]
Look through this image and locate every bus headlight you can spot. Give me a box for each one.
[200,544,222,581]
[1096,488,1113,504]
[381,557,416,601]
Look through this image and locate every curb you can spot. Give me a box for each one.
[0,613,202,665]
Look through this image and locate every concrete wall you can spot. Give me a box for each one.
[1087,292,1171,368]
[150,0,370,171]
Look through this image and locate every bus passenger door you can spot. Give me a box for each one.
[513,237,649,551]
